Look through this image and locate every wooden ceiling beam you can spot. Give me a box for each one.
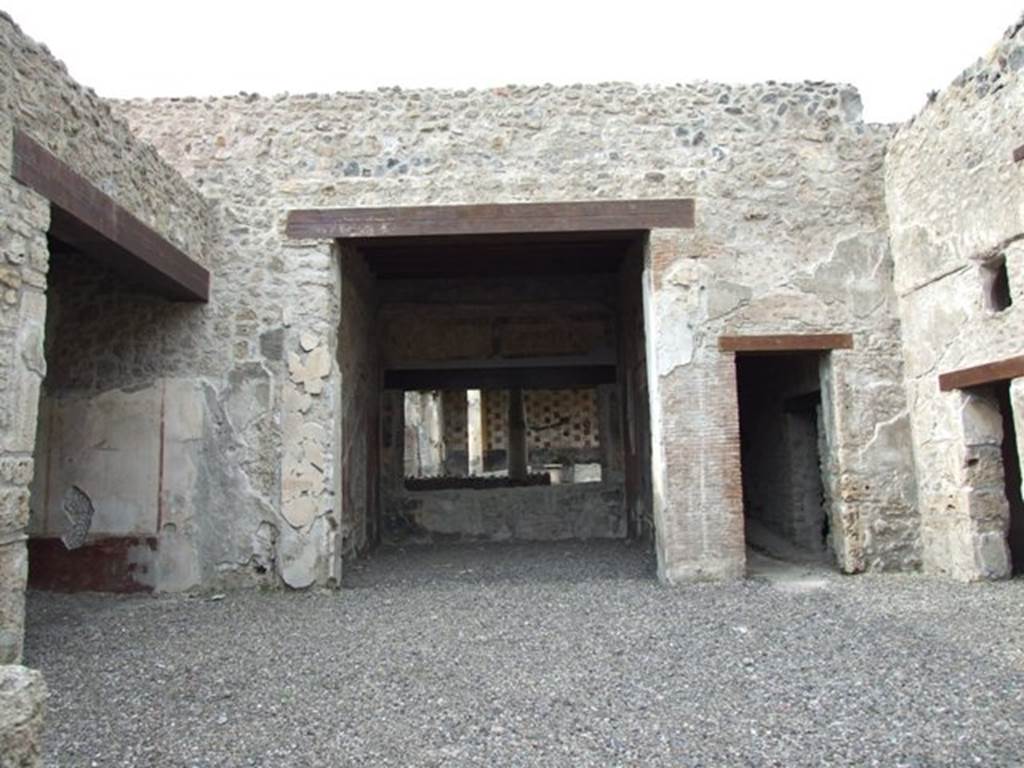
[12,129,209,302]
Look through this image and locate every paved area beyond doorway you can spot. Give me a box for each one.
[25,541,1024,767]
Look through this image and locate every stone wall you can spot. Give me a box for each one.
[386,483,627,543]
[886,16,1024,579]
[0,13,214,663]
[379,274,616,370]
[115,76,918,582]
[0,664,45,768]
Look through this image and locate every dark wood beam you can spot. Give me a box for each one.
[12,130,209,302]
[1014,144,1024,164]
[938,355,1024,392]
[719,333,854,353]
[384,365,616,391]
[287,199,694,240]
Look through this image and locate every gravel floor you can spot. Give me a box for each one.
[23,540,1024,767]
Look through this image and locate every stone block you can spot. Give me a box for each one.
[278,518,322,588]
[0,542,27,664]
[0,664,46,768]
[972,529,1011,580]
[0,489,29,538]
[960,392,1003,447]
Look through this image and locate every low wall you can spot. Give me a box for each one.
[384,482,627,542]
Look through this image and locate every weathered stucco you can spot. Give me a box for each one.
[886,17,1024,580]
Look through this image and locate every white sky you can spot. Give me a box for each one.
[5,1,1022,123]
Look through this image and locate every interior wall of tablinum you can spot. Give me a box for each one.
[736,353,832,557]
[378,273,618,370]
[25,245,286,594]
[376,272,631,542]
[337,244,379,556]
[27,251,197,591]
[619,240,654,540]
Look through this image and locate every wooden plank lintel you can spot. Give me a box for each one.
[12,129,209,302]
[383,365,616,391]
[1014,143,1024,164]
[938,355,1024,392]
[718,333,854,353]
[286,199,694,239]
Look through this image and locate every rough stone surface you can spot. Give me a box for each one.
[104,66,914,585]
[386,484,627,543]
[886,16,1024,579]
[22,543,1024,767]
[0,664,45,768]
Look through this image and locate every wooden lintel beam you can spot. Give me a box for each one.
[938,355,1024,392]
[11,129,209,302]
[383,365,616,391]
[1014,144,1024,164]
[286,199,695,239]
[718,333,854,353]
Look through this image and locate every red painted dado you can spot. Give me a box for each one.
[28,537,158,593]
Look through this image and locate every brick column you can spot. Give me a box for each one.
[644,229,745,582]
[649,356,746,581]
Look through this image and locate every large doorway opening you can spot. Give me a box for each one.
[336,230,654,562]
[735,352,834,565]
[970,382,1024,573]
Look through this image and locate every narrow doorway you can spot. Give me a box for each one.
[735,353,832,564]
[993,382,1024,573]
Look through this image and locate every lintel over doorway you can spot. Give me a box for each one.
[11,129,210,302]
[719,333,854,353]
[938,354,1024,392]
[285,198,695,239]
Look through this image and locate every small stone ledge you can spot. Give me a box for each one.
[0,664,46,768]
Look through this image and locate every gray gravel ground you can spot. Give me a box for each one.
[24,540,1024,767]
